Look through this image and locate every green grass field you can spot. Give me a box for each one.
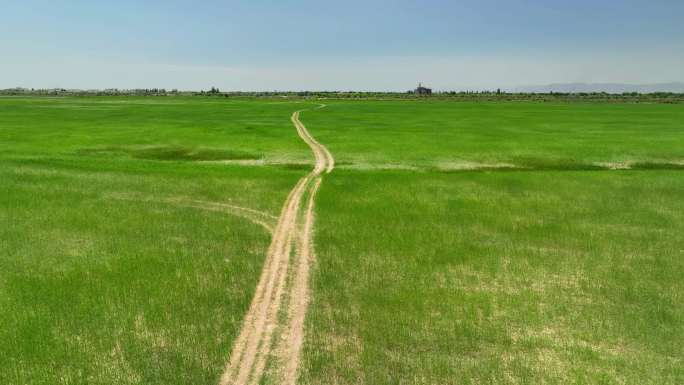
[303,101,684,170]
[300,101,684,385]
[1,97,683,385]
[0,97,311,385]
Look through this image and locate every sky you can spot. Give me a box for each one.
[1,0,683,91]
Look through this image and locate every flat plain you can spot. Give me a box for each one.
[300,100,684,385]
[1,97,683,385]
[0,97,309,385]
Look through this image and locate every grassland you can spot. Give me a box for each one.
[299,100,684,384]
[0,97,315,385]
[301,101,684,170]
[1,97,683,385]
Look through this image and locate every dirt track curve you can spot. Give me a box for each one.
[219,105,333,385]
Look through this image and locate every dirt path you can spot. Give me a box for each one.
[176,200,277,234]
[108,194,277,234]
[220,105,333,385]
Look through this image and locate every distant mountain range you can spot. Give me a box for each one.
[511,82,684,94]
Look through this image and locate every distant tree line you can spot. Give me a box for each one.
[0,87,185,96]
[193,89,684,103]
[2,87,684,103]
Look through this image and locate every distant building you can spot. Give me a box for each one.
[414,83,432,95]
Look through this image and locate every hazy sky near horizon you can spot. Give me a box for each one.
[2,0,683,90]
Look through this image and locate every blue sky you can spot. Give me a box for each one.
[2,0,683,90]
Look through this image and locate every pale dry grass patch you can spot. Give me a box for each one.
[50,329,143,385]
[434,160,519,171]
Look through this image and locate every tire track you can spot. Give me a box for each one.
[108,194,276,233]
[278,177,322,385]
[220,104,333,385]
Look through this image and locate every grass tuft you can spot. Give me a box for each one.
[79,145,262,162]
[631,162,684,170]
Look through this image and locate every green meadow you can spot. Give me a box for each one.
[0,97,309,385]
[300,100,684,384]
[302,101,684,170]
[1,97,683,384]
[302,170,684,385]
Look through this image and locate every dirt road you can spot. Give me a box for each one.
[220,105,333,385]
